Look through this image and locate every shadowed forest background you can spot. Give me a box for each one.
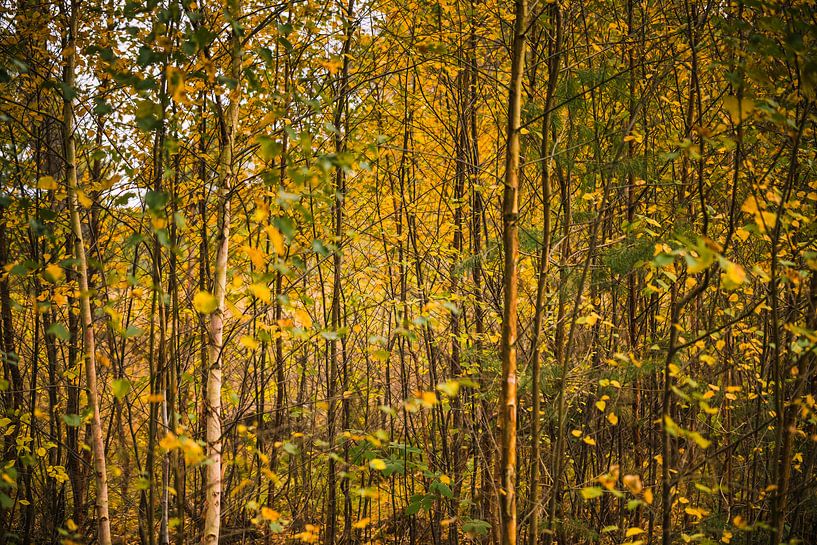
[0,0,816,544]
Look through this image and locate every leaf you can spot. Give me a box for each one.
[406,499,423,515]
[47,323,70,341]
[43,264,64,283]
[436,380,460,398]
[193,291,218,314]
[267,226,285,255]
[62,414,81,427]
[260,507,280,521]
[166,66,189,104]
[240,335,259,350]
[583,436,596,446]
[623,474,643,494]
[76,189,93,208]
[123,326,143,338]
[607,412,619,426]
[432,480,453,498]
[294,309,312,329]
[160,433,180,450]
[581,486,604,500]
[257,136,283,161]
[687,431,712,449]
[37,176,58,191]
[722,261,746,290]
[352,517,370,529]
[723,95,755,124]
[242,245,266,269]
[463,519,491,537]
[145,190,169,211]
[626,528,645,537]
[684,506,709,519]
[312,239,330,257]
[112,378,131,400]
[248,283,271,303]
[369,458,387,471]
[419,391,437,407]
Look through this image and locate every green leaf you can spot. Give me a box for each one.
[145,190,169,211]
[312,239,330,257]
[431,481,453,499]
[47,323,70,341]
[112,378,131,400]
[123,326,143,338]
[257,136,283,161]
[62,414,81,427]
[463,519,491,537]
[283,441,299,455]
[581,486,604,500]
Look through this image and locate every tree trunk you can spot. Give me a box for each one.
[202,3,242,543]
[498,1,527,543]
[63,1,112,543]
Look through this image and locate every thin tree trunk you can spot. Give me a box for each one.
[63,1,112,543]
[498,1,527,543]
[526,6,561,543]
[202,3,242,543]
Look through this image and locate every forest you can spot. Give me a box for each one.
[0,0,816,543]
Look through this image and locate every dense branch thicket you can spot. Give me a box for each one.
[0,0,816,544]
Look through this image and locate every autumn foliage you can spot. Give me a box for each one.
[0,0,816,544]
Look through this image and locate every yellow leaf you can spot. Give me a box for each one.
[643,488,654,504]
[758,210,777,232]
[626,527,645,537]
[420,391,438,407]
[193,291,218,314]
[723,95,755,124]
[249,283,272,303]
[440,474,451,485]
[260,507,280,521]
[242,245,266,270]
[583,436,596,446]
[722,262,745,290]
[369,458,387,471]
[580,486,603,499]
[688,431,712,449]
[37,176,58,190]
[159,432,180,451]
[166,66,190,104]
[44,263,64,283]
[240,335,259,351]
[76,189,92,208]
[267,226,286,255]
[684,506,709,519]
[294,309,313,328]
[179,436,205,465]
[595,400,606,412]
[352,517,370,529]
[607,412,618,426]
[571,429,582,437]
